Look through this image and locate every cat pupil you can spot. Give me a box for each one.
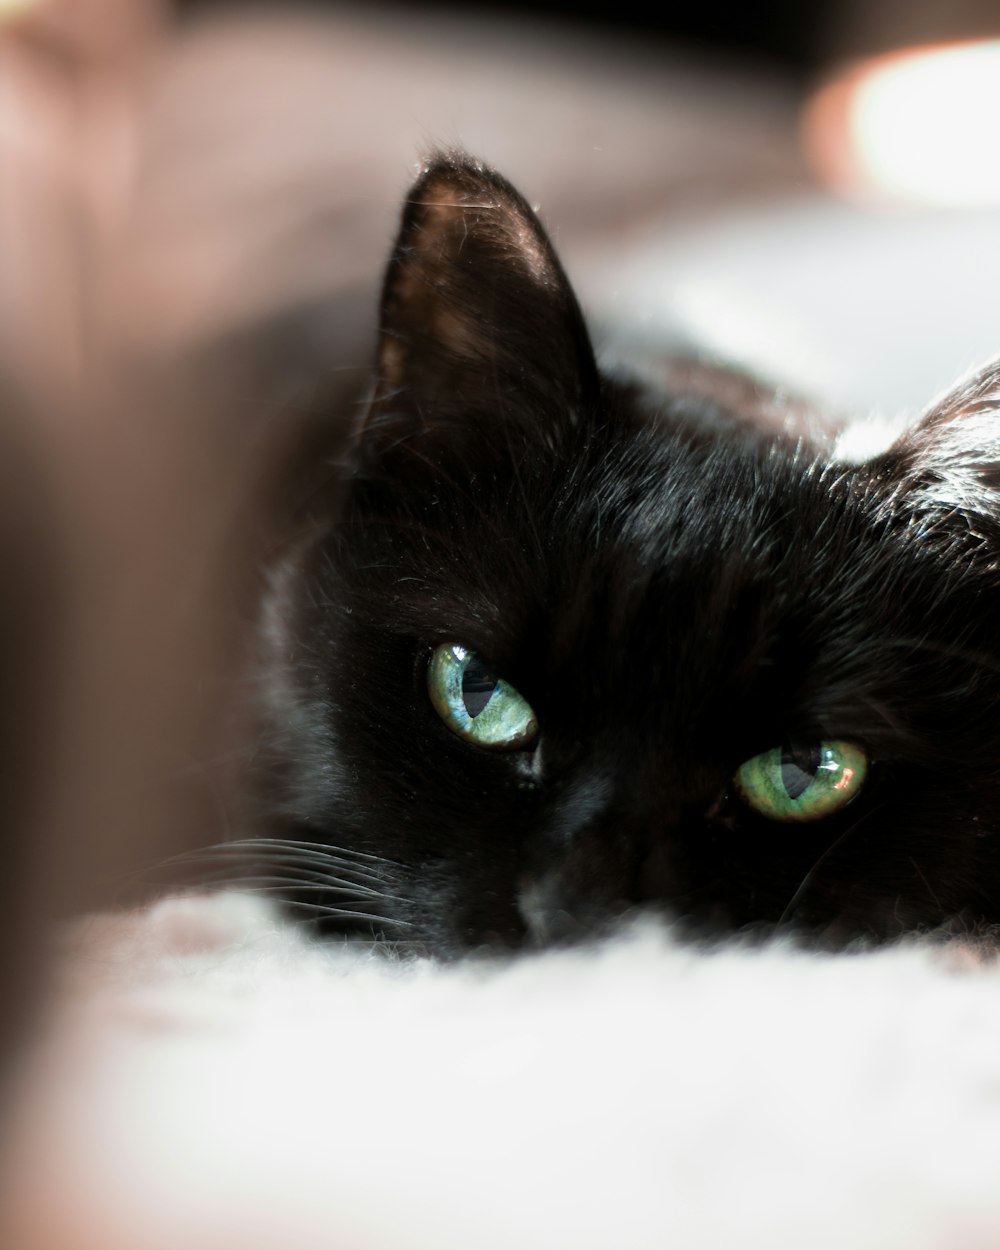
[780,742,821,800]
[462,655,498,718]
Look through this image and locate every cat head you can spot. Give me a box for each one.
[270,153,1000,955]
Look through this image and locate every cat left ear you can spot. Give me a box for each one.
[875,358,1000,529]
[363,153,599,451]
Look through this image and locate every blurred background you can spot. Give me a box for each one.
[179,0,1000,79]
[1,0,1000,1055]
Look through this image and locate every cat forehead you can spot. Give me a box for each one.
[429,452,851,660]
[377,412,865,625]
[551,425,830,562]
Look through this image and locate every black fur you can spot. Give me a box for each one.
[261,154,1000,956]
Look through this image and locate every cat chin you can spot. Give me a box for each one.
[5,890,1000,1250]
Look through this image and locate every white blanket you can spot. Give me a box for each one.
[4,892,1000,1250]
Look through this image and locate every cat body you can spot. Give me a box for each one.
[258,155,1000,957]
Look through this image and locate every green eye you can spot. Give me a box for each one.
[734,739,868,823]
[428,643,538,750]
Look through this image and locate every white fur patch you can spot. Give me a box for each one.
[4,893,1000,1250]
[832,410,912,462]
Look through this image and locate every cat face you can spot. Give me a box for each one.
[265,155,1000,956]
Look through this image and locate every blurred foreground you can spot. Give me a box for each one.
[0,0,807,1048]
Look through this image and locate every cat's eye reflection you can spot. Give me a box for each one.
[427,643,538,750]
[734,740,868,823]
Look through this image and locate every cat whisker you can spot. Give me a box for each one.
[141,840,402,895]
[186,842,393,875]
[407,198,500,211]
[256,898,417,929]
[230,836,406,869]
[778,805,885,928]
[210,876,413,907]
[907,856,944,913]
[250,860,392,891]
[172,877,417,931]
[152,837,400,876]
[167,850,394,894]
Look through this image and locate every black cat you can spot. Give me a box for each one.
[248,153,1000,956]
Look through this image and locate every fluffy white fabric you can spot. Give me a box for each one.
[4,892,1000,1250]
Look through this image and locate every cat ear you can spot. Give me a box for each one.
[875,359,1000,533]
[363,153,599,451]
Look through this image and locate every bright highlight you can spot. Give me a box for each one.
[805,40,1000,207]
[0,0,45,20]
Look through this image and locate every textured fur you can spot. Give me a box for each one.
[257,155,1000,955]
